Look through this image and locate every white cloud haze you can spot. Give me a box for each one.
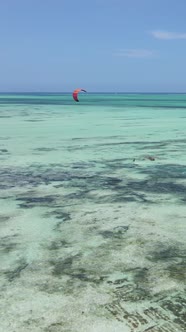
[151,30,186,40]
[113,49,155,58]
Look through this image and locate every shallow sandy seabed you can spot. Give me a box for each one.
[1,200,185,331]
[0,94,186,331]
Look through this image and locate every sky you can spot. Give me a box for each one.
[1,0,186,92]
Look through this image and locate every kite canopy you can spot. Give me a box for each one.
[72,88,86,102]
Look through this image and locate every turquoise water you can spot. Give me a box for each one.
[0,93,186,332]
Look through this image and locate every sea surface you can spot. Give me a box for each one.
[0,93,186,332]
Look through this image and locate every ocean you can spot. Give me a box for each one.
[0,93,185,332]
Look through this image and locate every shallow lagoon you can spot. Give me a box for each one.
[0,93,186,331]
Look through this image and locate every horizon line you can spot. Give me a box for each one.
[0,91,186,94]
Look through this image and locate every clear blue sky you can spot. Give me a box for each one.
[1,0,186,92]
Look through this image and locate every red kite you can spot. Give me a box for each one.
[72,88,86,102]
